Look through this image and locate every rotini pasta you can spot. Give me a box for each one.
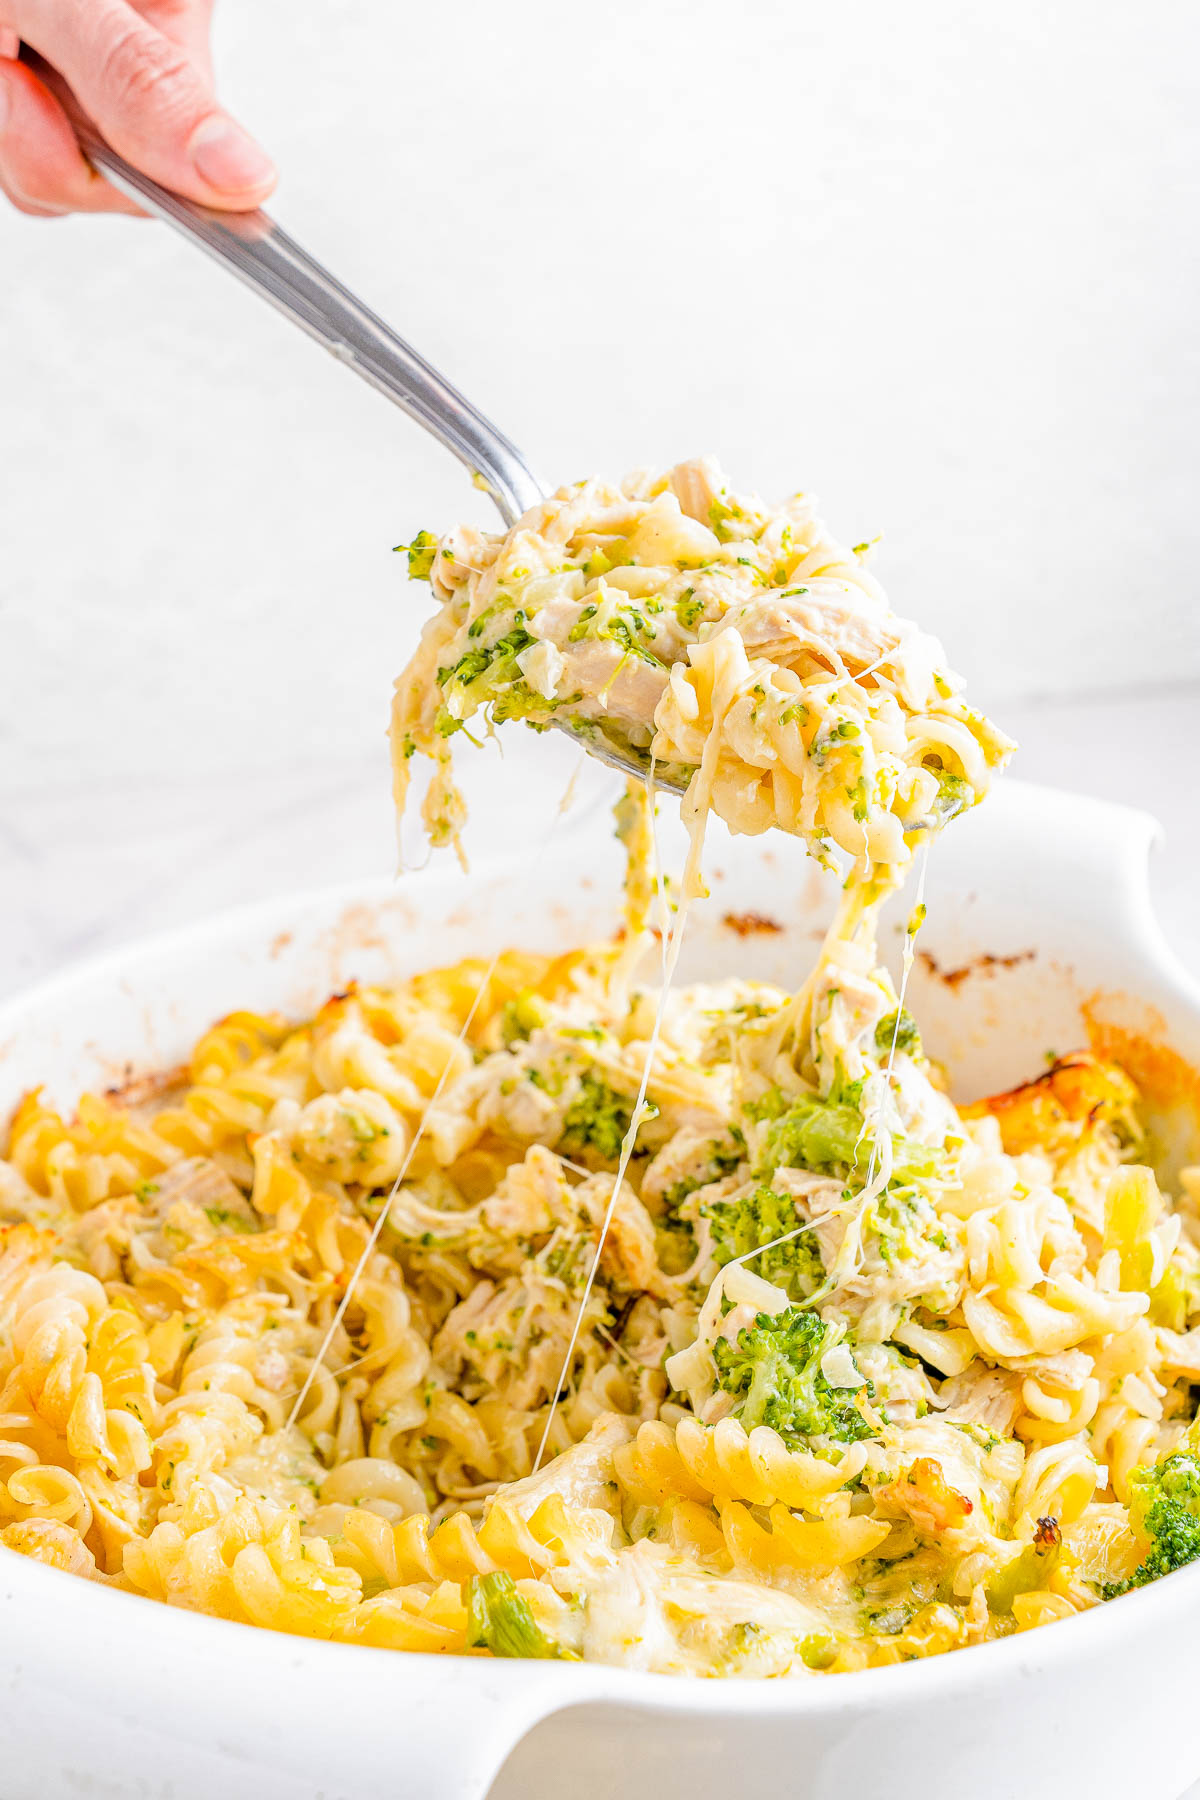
[2,919,1196,1676]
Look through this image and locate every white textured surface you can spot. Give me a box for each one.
[2,0,1200,804]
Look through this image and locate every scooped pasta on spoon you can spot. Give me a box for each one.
[391,457,1014,890]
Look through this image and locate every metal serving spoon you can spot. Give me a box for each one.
[21,46,687,795]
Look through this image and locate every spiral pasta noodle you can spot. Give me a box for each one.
[0,925,1190,1681]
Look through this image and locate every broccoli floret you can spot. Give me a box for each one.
[929,766,971,822]
[467,1571,565,1659]
[752,1085,940,1186]
[705,1184,823,1301]
[655,1217,698,1276]
[560,1071,652,1163]
[203,1205,253,1233]
[707,494,750,542]
[491,682,569,726]
[1105,1451,1200,1596]
[566,603,600,642]
[568,601,662,665]
[439,644,492,687]
[874,1008,920,1058]
[438,626,535,694]
[845,776,871,824]
[434,626,581,734]
[985,1520,1061,1614]
[499,991,551,1046]
[396,529,437,579]
[712,1305,873,1448]
[756,1090,863,1176]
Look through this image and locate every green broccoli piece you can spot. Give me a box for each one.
[438,626,535,694]
[752,1085,940,1186]
[874,1009,920,1057]
[567,603,600,642]
[929,766,971,822]
[707,494,749,542]
[467,1571,565,1659]
[490,680,569,726]
[756,1090,864,1176]
[433,707,465,739]
[712,1305,874,1447]
[654,1216,699,1276]
[1104,1451,1200,1596]
[396,530,437,580]
[203,1205,254,1233]
[674,589,705,630]
[565,593,663,664]
[985,1524,1061,1614]
[705,1184,823,1301]
[499,991,551,1046]
[560,1071,653,1163]
[439,644,492,687]
[434,625,581,734]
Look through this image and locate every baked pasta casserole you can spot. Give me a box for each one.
[1,462,1196,1678]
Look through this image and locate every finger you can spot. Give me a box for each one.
[131,0,215,86]
[0,55,143,214]
[138,0,216,81]
[0,171,62,214]
[20,0,275,209]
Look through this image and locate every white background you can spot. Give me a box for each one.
[1,0,1198,993]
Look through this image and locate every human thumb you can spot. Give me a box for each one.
[24,0,274,207]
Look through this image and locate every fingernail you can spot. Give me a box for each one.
[189,115,275,194]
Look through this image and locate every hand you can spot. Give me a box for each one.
[0,0,275,217]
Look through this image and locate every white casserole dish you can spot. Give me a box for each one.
[0,778,1197,1800]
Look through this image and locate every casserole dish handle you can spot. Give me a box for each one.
[384,1665,582,1800]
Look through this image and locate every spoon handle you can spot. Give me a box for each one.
[18,48,546,525]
